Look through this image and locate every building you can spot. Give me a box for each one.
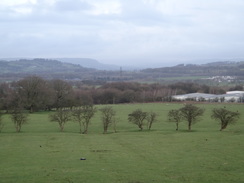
[226,91,244,94]
[172,91,244,103]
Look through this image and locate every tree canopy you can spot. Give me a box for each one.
[49,109,71,132]
[168,109,182,131]
[100,106,116,134]
[179,104,205,131]
[211,108,240,131]
[72,105,96,134]
[128,109,148,131]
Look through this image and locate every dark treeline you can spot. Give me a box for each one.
[0,76,239,112]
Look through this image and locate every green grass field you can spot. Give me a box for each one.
[0,103,244,183]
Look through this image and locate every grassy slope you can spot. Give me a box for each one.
[0,103,243,183]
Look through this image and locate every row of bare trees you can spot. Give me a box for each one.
[128,104,240,132]
[0,104,240,133]
[50,106,159,133]
[1,76,236,113]
[49,105,117,134]
[168,104,240,131]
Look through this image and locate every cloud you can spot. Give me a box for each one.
[120,1,164,23]
[89,0,121,15]
[0,0,244,65]
[54,0,92,12]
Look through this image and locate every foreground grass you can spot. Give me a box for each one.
[0,103,244,183]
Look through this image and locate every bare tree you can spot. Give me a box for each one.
[72,105,96,134]
[10,108,29,132]
[179,104,204,131]
[211,108,240,131]
[49,109,71,132]
[128,109,148,131]
[0,83,15,113]
[50,80,73,109]
[146,112,157,130]
[168,109,182,131]
[100,106,116,134]
[17,76,50,112]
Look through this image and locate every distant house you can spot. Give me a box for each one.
[172,91,244,103]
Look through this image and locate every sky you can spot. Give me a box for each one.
[0,0,244,66]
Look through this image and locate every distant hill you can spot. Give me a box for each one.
[0,58,97,80]
[1,57,120,70]
[0,58,95,73]
[53,58,120,70]
[141,61,244,77]
[0,59,243,83]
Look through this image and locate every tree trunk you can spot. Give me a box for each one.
[188,121,192,131]
[220,122,228,131]
[148,122,152,130]
[16,126,20,132]
[139,124,143,131]
[103,124,108,134]
[79,124,82,134]
[15,123,21,132]
[83,129,88,134]
[59,124,64,132]
[81,122,86,134]
[176,122,179,131]
[83,124,88,134]
[84,122,89,134]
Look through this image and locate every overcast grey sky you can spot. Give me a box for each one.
[1,0,244,66]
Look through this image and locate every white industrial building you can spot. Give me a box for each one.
[226,91,244,94]
[172,91,244,102]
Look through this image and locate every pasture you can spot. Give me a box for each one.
[0,103,244,183]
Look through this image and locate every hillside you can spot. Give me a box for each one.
[54,58,120,70]
[2,57,120,70]
[0,59,91,72]
[142,61,244,77]
[0,59,96,80]
[0,59,243,84]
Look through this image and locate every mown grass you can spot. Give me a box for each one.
[0,103,244,183]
